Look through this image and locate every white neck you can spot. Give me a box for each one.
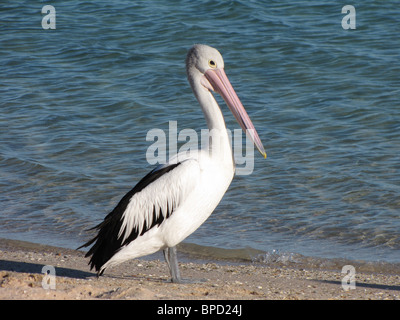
[190,79,234,167]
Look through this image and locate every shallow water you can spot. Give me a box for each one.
[1,1,399,268]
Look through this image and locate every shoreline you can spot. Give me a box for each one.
[0,238,399,300]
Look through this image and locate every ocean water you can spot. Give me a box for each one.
[1,1,399,269]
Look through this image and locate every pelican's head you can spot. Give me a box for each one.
[186,44,267,159]
[186,44,225,75]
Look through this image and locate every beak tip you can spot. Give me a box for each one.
[258,148,267,159]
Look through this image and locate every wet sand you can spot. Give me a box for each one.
[0,238,399,300]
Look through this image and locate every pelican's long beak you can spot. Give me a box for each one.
[203,68,267,158]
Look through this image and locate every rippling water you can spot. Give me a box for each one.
[1,1,399,266]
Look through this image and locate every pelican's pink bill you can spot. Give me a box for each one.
[203,68,267,158]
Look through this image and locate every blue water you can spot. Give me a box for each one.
[1,1,399,266]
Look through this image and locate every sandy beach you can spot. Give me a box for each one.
[0,238,399,300]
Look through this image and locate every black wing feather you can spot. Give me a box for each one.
[78,163,181,275]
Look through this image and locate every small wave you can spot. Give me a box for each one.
[251,250,400,275]
[179,243,400,275]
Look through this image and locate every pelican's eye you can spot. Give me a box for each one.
[208,59,217,68]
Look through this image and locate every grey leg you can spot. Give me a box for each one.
[163,246,182,283]
[163,246,207,283]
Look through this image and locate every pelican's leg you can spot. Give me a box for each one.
[163,246,207,284]
[163,246,182,283]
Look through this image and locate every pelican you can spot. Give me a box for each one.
[79,44,266,283]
